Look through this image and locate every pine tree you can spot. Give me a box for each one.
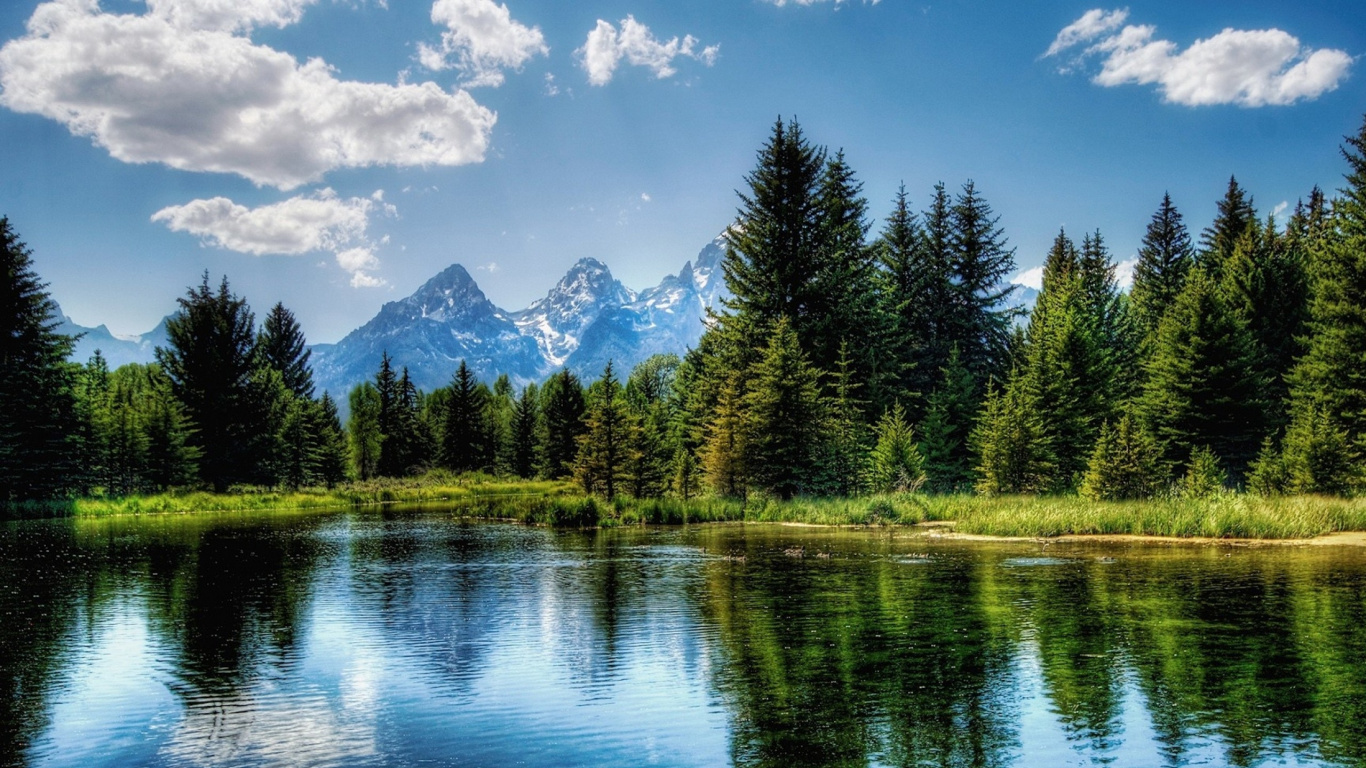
[1138,268,1266,481]
[919,347,978,493]
[1130,193,1195,347]
[510,384,539,479]
[721,118,827,332]
[1079,413,1167,501]
[972,376,1052,495]
[1177,447,1227,498]
[948,180,1017,385]
[1199,176,1257,277]
[443,360,486,473]
[314,392,350,487]
[627,401,670,498]
[745,318,827,499]
[257,302,314,399]
[156,273,259,492]
[701,375,749,499]
[1280,405,1359,495]
[821,341,868,496]
[574,362,631,499]
[142,364,198,490]
[866,402,926,494]
[540,369,586,478]
[877,184,940,418]
[348,382,382,480]
[76,350,114,494]
[1281,117,1366,495]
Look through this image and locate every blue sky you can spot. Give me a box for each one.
[1,0,1363,342]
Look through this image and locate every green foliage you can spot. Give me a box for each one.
[1199,176,1257,277]
[1130,193,1195,347]
[919,346,978,493]
[257,302,314,399]
[575,362,631,498]
[947,181,1018,384]
[1138,268,1266,481]
[348,382,382,480]
[702,375,749,499]
[156,273,259,492]
[820,341,869,495]
[744,318,828,499]
[1281,405,1360,496]
[866,403,925,493]
[1247,438,1290,497]
[539,368,586,479]
[442,360,487,473]
[972,377,1051,496]
[510,384,539,479]
[1177,447,1227,499]
[1080,413,1167,501]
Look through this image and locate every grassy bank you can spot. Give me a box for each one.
[13,476,1366,540]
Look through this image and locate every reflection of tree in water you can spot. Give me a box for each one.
[1005,561,1127,761]
[698,531,1019,768]
[0,521,85,767]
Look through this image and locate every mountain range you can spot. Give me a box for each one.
[57,233,1038,400]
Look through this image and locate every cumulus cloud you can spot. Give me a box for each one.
[417,0,547,87]
[0,0,496,189]
[577,16,718,86]
[1012,266,1044,291]
[152,189,394,286]
[1043,8,1128,58]
[1044,9,1352,107]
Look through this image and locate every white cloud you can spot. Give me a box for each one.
[577,16,718,86]
[152,189,393,287]
[1012,266,1043,291]
[1043,8,1128,58]
[418,0,547,88]
[1272,200,1290,222]
[641,192,651,202]
[475,261,498,272]
[0,0,496,189]
[1045,9,1352,107]
[1114,258,1138,290]
[543,71,559,96]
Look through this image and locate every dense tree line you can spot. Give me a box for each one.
[6,114,1366,509]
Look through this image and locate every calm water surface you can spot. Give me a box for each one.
[4,507,1366,767]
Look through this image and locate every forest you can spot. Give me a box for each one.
[4,113,1366,514]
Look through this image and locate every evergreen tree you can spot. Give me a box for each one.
[1280,405,1360,496]
[276,389,318,489]
[1138,269,1266,481]
[701,375,749,499]
[348,382,382,481]
[314,393,350,487]
[540,369,586,478]
[76,350,114,494]
[866,402,926,494]
[257,302,314,399]
[972,376,1052,495]
[156,273,259,492]
[877,184,940,418]
[1079,413,1167,501]
[721,118,827,332]
[672,447,702,501]
[443,360,486,473]
[627,401,670,498]
[142,365,198,490]
[1281,117,1366,495]
[0,217,82,505]
[822,341,868,496]
[1130,193,1195,347]
[247,366,293,486]
[919,347,978,493]
[1199,176,1257,276]
[745,318,827,499]
[574,362,631,498]
[1177,446,1227,498]
[948,180,1017,384]
[510,384,539,479]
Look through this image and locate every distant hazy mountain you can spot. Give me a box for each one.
[310,233,729,398]
[56,305,168,369]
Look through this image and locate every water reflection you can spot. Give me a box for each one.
[1,511,1365,767]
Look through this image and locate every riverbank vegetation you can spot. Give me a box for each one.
[6,115,1366,534]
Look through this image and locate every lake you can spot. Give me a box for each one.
[3,506,1365,767]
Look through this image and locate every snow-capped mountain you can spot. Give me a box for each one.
[56,304,168,369]
[310,234,731,398]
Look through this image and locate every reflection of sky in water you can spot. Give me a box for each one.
[7,513,1364,767]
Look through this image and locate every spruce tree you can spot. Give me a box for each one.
[948,180,1017,385]
[1130,193,1195,347]
[314,393,350,487]
[374,353,403,477]
[574,362,630,499]
[157,273,259,492]
[972,376,1052,495]
[1199,176,1257,277]
[919,347,977,493]
[866,402,926,494]
[1079,412,1167,501]
[821,341,869,496]
[348,382,382,480]
[1138,268,1266,481]
[257,302,314,399]
[877,184,942,417]
[745,318,827,499]
[701,376,749,499]
[142,365,198,490]
[1281,116,1366,493]
[443,360,485,473]
[540,369,586,478]
[510,384,539,479]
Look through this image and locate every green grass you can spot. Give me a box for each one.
[16,475,1366,540]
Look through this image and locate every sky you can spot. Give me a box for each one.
[1,0,1363,343]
